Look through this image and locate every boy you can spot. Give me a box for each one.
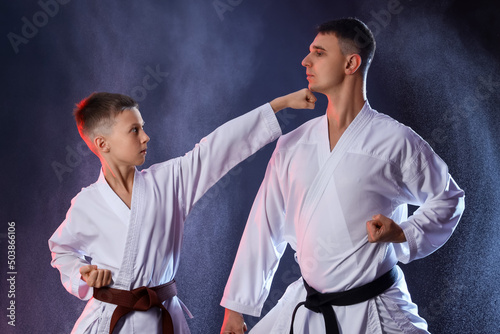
[48,88,316,334]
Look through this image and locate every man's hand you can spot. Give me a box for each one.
[220,308,247,334]
[270,88,317,113]
[366,214,406,243]
[80,265,112,288]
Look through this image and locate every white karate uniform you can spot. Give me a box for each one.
[221,102,465,333]
[48,104,282,334]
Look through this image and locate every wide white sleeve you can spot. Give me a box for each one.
[220,150,288,317]
[394,141,465,263]
[178,103,282,216]
[48,200,93,301]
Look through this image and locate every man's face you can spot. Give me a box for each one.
[301,33,347,94]
[104,107,150,167]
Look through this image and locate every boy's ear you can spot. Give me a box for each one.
[94,136,110,153]
[345,54,362,75]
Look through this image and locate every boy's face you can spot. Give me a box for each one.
[103,107,150,167]
[301,33,347,94]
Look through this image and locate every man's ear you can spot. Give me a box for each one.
[94,135,109,153]
[345,54,362,75]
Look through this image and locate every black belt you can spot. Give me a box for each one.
[289,267,398,334]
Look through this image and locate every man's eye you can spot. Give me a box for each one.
[316,52,323,56]
[131,127,138,133]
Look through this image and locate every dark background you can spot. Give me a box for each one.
[1,0,499,333]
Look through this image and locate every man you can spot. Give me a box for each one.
[220,18,464,333]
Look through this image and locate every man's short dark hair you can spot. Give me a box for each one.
[317,18,376,77]
[74,92,138,142]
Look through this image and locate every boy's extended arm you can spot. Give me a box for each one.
[178,88,316,216]
[270,88,316,113]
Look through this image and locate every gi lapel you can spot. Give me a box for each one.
[98,169,144,334]
[114,168,144,290]
[297,102,376,249]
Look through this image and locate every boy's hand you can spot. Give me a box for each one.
[270,88,317,113]
[366,214,407,243]
[80,265,112,288]
[220,308,247,334]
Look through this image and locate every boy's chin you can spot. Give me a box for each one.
[134,158,147,166]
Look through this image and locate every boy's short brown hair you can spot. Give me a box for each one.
[74,92,138,149]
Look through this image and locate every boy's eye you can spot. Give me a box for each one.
[131,124,144,133]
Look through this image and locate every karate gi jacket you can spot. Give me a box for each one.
[221,102,465,333]
[49,104,282,334]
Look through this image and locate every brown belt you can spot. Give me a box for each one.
[93,279,177,334]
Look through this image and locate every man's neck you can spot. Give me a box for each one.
[326,96,365,129]
[325,85,366,129]
[324,84,366,151]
